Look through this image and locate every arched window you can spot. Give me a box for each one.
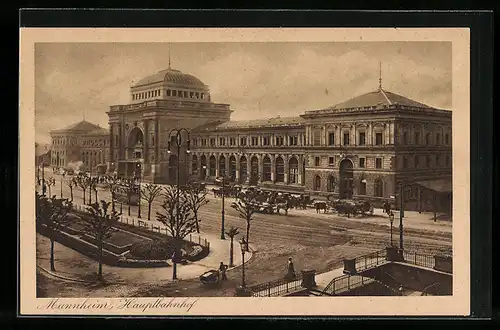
[239,156,247,183]
[314,175,321,191]
[250,156,259,185]
[229,155,237,181]
[327,175,336,192]
[374,178,383,197]
[219,155,226,177]
[275,157,284,182]
[209,156,216,177]
[288,157,298,184]
[262,156,272,181]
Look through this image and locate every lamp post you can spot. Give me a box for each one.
[221,175,225,240]
[167,128,191,280]
[239,236,247,288]
[136,162,142,219]
[398,182,405,250]
[88,170,92,205]
[60,176,63,198]
[202,165,207,181]
[389,211,394,246]
[41,161,46,196]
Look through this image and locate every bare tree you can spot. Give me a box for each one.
[82,200,118,282]
[231,193,256,252]
[75,175,90,205]
[104,175,120,213]
[156,186,197,280]
[225,226,240,267]
[141,183,163,221]
[35,192,73,271]
[66,179,74,202]
[184,185,209,233]
[45,176,55,197]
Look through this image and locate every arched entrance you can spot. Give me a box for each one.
[127,127,144,159]
[374,178,384,197]
[219,155,226,177]
[209,156,216,177]
[191,155,198,177]
[229,155,237,182]
[200,155,207,179]
[288,157,298,184]
[239,156,247,184]
[339,158,354,199]
[275,157,284,182]
[262,156,272,181]
[250,156,259,186]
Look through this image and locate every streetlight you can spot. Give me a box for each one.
[167,128,191,281]
[60,176,63,199]
[397,182,407,250]
[239,236,247,288]
[202,165,207,181]
[136,162,142,218]
[221,175,225,240]
[389,211,394,246]
[41,161,46,196]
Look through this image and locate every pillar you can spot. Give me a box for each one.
[235,156,240,182]
[215,154,220,177]
[246,156,251,185]
[270,156,275,182]
[284,157,289,184]
[257,155,262,184]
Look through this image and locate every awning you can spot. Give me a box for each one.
[415,179,452,193]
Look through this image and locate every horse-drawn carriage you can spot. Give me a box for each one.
[325,196,374,218]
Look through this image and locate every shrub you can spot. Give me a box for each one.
[129,240,174,260]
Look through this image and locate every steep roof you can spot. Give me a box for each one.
[329,88,431,110]
[193,116,305,132]
[84,127,109,136]
[51,120,102,133]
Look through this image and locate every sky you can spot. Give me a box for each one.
[35,42,452,144]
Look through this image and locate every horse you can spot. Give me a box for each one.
[382,201,392,215]
[276,201,291,215]
[314,201,328,214]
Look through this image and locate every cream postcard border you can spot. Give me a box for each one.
[19,28,470,316]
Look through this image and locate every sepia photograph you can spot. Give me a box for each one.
[20,28,470,316]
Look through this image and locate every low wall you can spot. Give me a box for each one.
[361,262,452,295]
[337,281,397,296]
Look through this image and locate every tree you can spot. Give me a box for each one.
[82,200,118,282]
[225,226,239,267]
[141,183,162,221]
[230,192,256,252]
[35,192,73,271]
[104,175,120,213]
[45,176,55,197]
[184,185,209,233]
[75,175,90,205]
[156,186,197,280]
[66,179,74,202]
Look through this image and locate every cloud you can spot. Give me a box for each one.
[35,42,451,144]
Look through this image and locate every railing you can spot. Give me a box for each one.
[248,274,304,297]
[354,249,387,273]
[402,250,435,269]
[72,203,211,251]
[322,274,376,296]
[421,282,441,296]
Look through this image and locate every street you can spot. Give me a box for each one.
[37,173,452,296]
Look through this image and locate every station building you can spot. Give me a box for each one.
[49,65,452,212]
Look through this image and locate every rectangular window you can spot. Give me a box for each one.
[240,137,247,146]
[436,155,441,166]
[329,156,335,166]
[426,155,431,167]
[263,137,270,146]
[315,157,320,166]
[414,132,420,145]
[403,132,408,145]
[375,158,382,169]
[359,132,366,145]
[289,136,298,146]
[313,130,321,146]
[446,155,450,166]
[201,138,207,146]
[343,132,350,146]
[210,138,216,147]
[426,133,431,145]
[445,133,450,145]
[219,137,225,146]
[359,158,365,168]
[172,90,177,97]
[328,133,335,146]
[251,137,258,146]
[414,156,420,168]
[375,132,383,145]
[229,137,236,146]
[275,136,284,146]
[436,133,441,145]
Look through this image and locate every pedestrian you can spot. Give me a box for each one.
[219,261,228,280]
[285,257,296,281]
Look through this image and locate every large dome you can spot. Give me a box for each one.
[133,68,207,88]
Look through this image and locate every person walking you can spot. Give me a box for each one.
[285,257,296,281]
[219,261,228,280]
